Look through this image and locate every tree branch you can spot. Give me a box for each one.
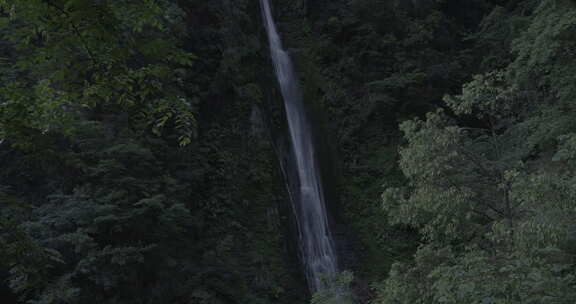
[41,0,99,66]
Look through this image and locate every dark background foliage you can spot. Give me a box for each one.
[1,0,575,303]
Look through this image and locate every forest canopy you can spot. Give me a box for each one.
[1,0,576,303]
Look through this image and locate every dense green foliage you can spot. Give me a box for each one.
[374,1,576,303]
[1,0,304,303]
[1,0,576,303]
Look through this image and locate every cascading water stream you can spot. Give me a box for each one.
[260,0,339,293]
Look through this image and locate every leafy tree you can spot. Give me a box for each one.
[376,1,576,299]
[377,92,576,303]
[0,0,197,147]
[0,1,307,303]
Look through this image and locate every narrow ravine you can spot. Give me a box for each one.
[260,0,339,293]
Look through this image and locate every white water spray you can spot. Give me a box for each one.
[260,0,338,293]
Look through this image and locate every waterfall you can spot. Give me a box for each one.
[260,0,339,293]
